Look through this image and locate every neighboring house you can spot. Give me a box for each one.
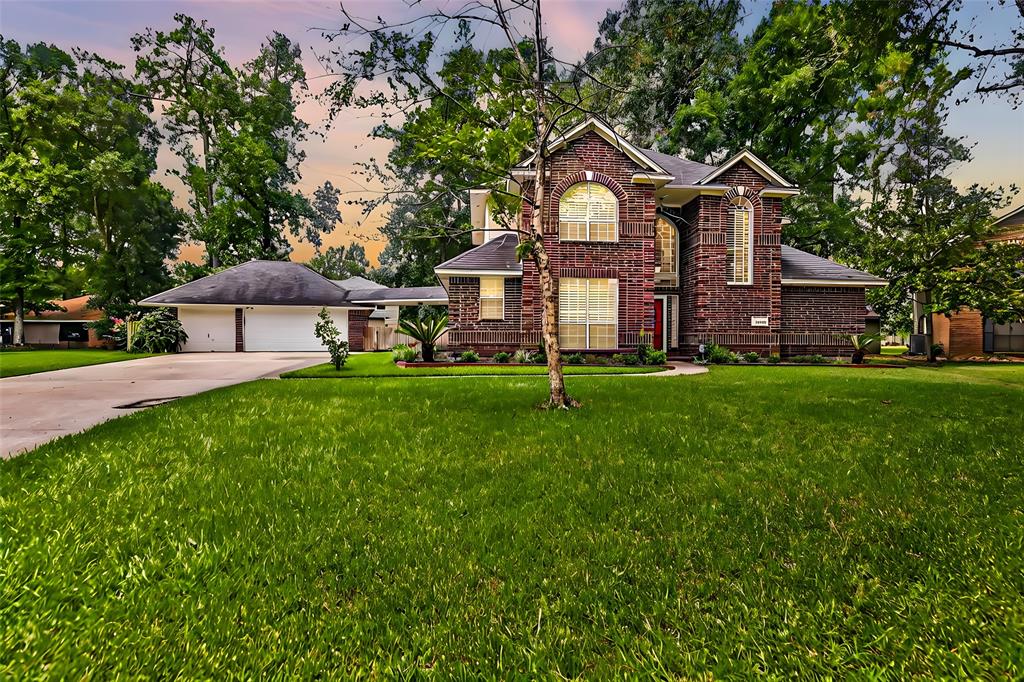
[925,204,1024,357]
[1,295,104,347]
[139,261,446,352]
[434,118,886,357]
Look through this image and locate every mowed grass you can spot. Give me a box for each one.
[0,349,158,378]
[1,366,1022,677]
[283,351,664,377]
[881,345,908,355]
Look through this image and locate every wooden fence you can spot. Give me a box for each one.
[125,320,141,350]
[363,326,449,352]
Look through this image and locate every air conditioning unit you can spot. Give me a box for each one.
[909,334,928,355]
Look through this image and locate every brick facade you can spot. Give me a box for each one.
[518,131,656,349]
[780,286,865,356]
[445,131,872,358]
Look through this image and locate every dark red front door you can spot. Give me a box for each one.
[653,299,664,350]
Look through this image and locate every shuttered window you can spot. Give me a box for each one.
[655,216,676,274]
[479,277,504,320]
[727,197,753,284]
[559,278,617,349]
[558,182,617,242]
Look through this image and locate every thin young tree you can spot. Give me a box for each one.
[321,0,660,408]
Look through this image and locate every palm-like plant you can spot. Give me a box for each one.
[398,313,448,362]
[839,332,882,364]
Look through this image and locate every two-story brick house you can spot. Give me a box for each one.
[434,118,887,357]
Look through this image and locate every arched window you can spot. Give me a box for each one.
[727,196,753,284]
[655,216,676,275]
[559,182,617,242]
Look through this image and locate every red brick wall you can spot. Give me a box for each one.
[447,277,523,331]
[780,285,865,356]
[668,161,784,353]
[518,131,656,348]
[347,309,370,351]
[234,308,244,352]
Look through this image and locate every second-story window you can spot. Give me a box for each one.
[727,197,753,284]
[558,182,617,242]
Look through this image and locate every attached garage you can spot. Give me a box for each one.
[243,307,348,352]
[178,307,236,352]
[140,260,370,352]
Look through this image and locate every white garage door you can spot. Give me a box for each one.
[179,307,235,352]
[243,307,349,352]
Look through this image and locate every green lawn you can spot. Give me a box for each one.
[2,365,1022,677]
[0,349,158,378]
[283,351,665,377]
[881,345,908,355]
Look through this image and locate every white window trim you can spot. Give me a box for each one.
[558,278,619,349]
[558,181,618,243]
[479,276,505,320]
[727,197,754,286]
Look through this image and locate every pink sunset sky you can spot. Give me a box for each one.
[2,0,1022,265]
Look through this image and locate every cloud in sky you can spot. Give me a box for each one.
[3,0,1021,264]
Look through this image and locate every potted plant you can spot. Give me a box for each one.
[397,312,448,362]
[839,332,882,365]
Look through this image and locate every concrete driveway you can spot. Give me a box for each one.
[0,352,327,459]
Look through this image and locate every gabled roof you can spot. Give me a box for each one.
[140,260,365,307]
[697,149,795,188]
[993,204,1024,229]
[435,233,522,275]
[514,118,668,175]
[781,245,887,287]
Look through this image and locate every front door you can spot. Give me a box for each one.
[653,299,665,350]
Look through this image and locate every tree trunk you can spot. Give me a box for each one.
[531,149,575,409]
[13,286,25,346]
[528,0,574,409]
[201,125,220,268]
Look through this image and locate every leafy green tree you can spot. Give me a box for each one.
[323,3,601,407]
[589,0,743,149]
[306,243,369,280]
[858,59,1021,331]
[313,307,350,370]
[133,18,337,265]
[0,40,80,344]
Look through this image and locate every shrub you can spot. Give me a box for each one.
[790,354,830,364]
[492,351,511,363]
[391,344,417,363]
[532,342,547,365]
[742,352,761,363]
[397,312,448,362]
[458,349,480,363]
[635,330,652,365]
[646,349,667,365]
[612,353,640,366]
[512,350,531,364]
[839,332,882,364]
[129,309,188,353]
[767,354,782,364]
[930,343,945,362]
[313,308,350,370]
[565,352,586,365]
[705,342,738,364]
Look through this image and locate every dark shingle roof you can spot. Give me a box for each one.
[140,260,363,307]
[781,246,887,285]
[435,233,522,273]
[636,147,719,187]
[348,286,448,303]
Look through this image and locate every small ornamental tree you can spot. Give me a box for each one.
[397,313,448,363]
[313,307,349,370]
[129,308,188,353]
